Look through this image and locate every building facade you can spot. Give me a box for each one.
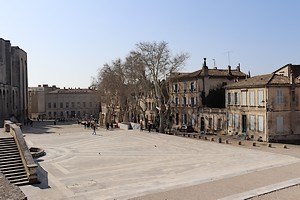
[28,85,100,121]
[168,58,247,132]
[225,64,300,142]
[0,38,28,127]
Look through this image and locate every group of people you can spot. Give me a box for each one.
[106,122,115,130]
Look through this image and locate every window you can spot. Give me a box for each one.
[182,113,187,124]
[54,112,57,117]
[83,102,86,107]
[184,82,187,92]
[234,114,239,128]
[77,102,81,107]
[48,102,51,109]
[249,91,255,106]
[191,97,195,106]
[276,89,284,104]
[190,82,195,91]
[276,116,284,133]
[53,103,56,108]
[250,115,255,130]
[66,102,69,108]
[48,112,51,117]
[292,90,295,102]
[227,92,232,105]
[174,84,179,93]
[258,116,264,132]
[175,97,179,105]
[60,102,63,108]
[228,114,232,127]
[241,91,247,106]
[182,97,187,106]
[192,114,196,125]
[234,92,239,105]
[71,102,75,108]
[258,90,264,106]
[208,118,212,129]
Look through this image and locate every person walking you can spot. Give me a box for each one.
[92,123,97,135]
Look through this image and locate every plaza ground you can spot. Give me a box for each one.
[18,121,300,200]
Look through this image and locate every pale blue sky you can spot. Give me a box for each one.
[1,0,300,88]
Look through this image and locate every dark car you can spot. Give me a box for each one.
[178,125,196,133]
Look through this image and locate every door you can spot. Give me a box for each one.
[201,117,205,132]
[242,115,247,133]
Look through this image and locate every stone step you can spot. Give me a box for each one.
[4,171,27,178]
[0,154,21,159]
[0,155,21,162]
[0,165,25,172]
[13,179,29,186]
[9,177,29,186]
[0,151,19,156]
[1,167,26,174]
[0,161,24,168]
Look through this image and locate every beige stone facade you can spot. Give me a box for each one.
[168,58,247,132]
[0,38,28,127]
[226,64,300,142]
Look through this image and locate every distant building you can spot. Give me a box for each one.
[28,85,101,120]
[28,84,60,119]
[225,64,300,143]
[0,38,28,127]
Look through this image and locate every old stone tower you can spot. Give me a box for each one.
[0,38,28,127]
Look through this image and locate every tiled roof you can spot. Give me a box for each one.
[226,73,291,88]
[169,68,246,80]
[48,89,94,94]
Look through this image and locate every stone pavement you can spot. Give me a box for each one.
[18,122,300,200]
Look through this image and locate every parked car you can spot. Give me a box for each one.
[178,125,196,133]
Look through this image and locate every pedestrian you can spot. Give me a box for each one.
[110,122,113,130]
[106,122,110,130]
[140,121,143,132]
[92,124,96,135]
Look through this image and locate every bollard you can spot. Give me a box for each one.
[238,141,242,145]
[283,144,287,149]
[204,136,207,140]
[252,142,256,147]
[211,137,215,142]
[225,139,229,144]
[268,143,272,148]
[198,135,201,139]
[218,137,222,143]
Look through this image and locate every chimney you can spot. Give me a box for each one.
[236,63,240,72]
[290,69,295,85]
[202,58,208,76]
[228,65,232,75]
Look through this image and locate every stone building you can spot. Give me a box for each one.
[0,38,28,127]
[167,58,247,132]
[28,85,100,121]
[28,84,60,119]
[225,64,300,143]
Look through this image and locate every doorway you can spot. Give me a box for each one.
[242,115,247,133]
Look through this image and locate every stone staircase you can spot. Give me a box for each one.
[0,137,29,186]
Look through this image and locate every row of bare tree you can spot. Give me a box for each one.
[93,41,189,132]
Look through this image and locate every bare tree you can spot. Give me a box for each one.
[123,52,153,124]
[97,59,128,124]
[134,41,189,132]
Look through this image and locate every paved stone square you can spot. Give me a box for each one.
[19,122,300,200]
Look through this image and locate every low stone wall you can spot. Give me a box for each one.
[0,172,27,200]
